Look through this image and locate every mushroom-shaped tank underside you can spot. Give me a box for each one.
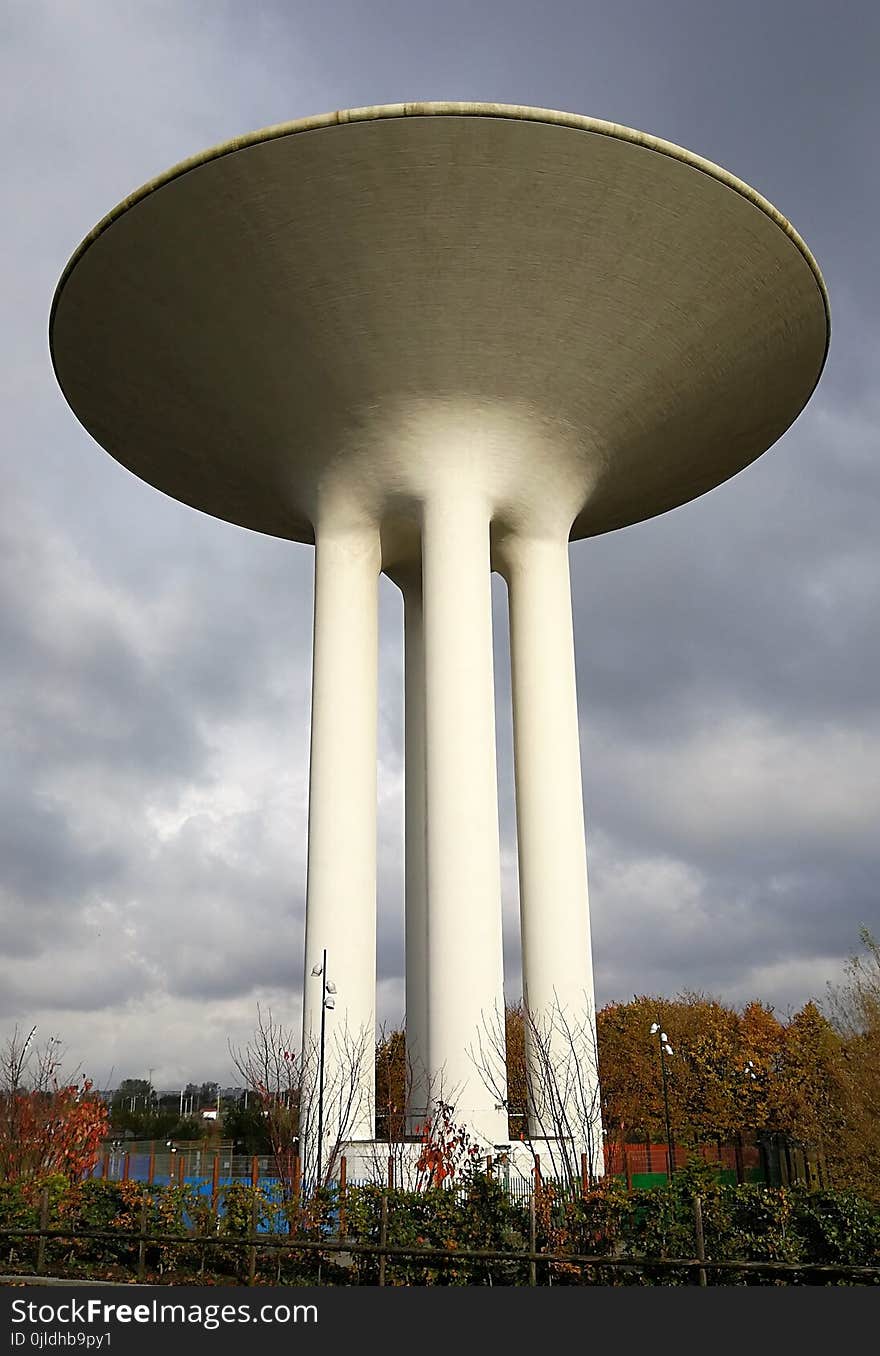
[50,103,829,545]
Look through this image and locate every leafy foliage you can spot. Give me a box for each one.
[0,1028,108,1183]
[824,929,880,1197]
[0,1174,876,1284]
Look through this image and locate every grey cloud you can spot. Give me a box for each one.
[2,1,878,1082]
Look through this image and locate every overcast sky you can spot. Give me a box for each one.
[2,1,878,1089]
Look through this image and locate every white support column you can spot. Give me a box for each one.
[505,532,604,1175]
[398,567,430,1133]
[301,522,380,1172]
[422,494,507,1146]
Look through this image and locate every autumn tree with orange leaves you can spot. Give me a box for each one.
[375,1026,407,1142]
[414,1100,482,1188]
[244,934,880,1198]
[0,1026,108,1183]
[824,929,880,1197]
[378,990,858,1163]
[596,992,846,1154]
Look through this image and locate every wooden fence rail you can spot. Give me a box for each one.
[1,1217,878,1286]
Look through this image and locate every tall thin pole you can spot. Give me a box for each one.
[657,1020,675,1177]
[316,947,328,1186]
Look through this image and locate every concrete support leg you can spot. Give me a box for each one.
[399,567,429,1133]
[301,522,380,1173]
[422,494,507,1146]
[504,532,604,1174]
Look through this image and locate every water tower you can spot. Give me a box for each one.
[51,103,829,1173]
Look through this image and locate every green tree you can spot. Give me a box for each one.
[223,1098,272,1155]
[111,1079,152,1115]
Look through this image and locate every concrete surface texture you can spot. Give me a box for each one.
[51,103,829,1167]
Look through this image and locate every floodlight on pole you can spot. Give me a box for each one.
[651,1017,676,1178]
[311,948,337,1185]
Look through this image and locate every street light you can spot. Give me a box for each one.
[736,1058,761,1183]
[650,1021,675,1178]
[311,950,337,1185]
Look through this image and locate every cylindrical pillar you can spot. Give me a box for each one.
[301,522,380,1172]
[422,494,507,1145]
[397,567,430,1133]
[504,531,603,1172]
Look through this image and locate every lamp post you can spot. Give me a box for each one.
[738,1058,759,1184]
[310,950,337,1185]
[650,1021,675,1178]
[743,1057,759,1132]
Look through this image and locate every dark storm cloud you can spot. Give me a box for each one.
[1,0,877,1081]
[0,785,121,908]
[571,395,880,734]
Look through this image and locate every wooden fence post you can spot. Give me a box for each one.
[148,1144,155,1185]
[387,1155,394,1189]
[177,1153,185,1189]
[528,1190,537,1287]
[247,1191,258,1286]
[379,1191,388,1286]
[580,1152,589,1198]
[693,1194,708,1286]
[624,1144,633,1193]
[101,1153,109,1181]
[211,1154,220,1217]
[122,1152,130,1183]
[137,1194,148,1282]
[339,1156,347,1239]
[818,1141,829,1188]
[251,1155,259,1188]
[36,1186,49,1275]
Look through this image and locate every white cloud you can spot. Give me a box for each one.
[587,710,880,853]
